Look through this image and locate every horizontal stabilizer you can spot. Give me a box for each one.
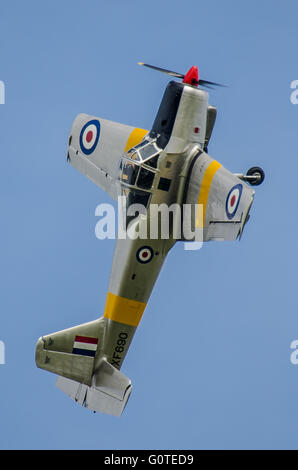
[35,318,105,386]
[56,358,132,417]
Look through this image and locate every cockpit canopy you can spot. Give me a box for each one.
[118,138,162,219]
[119,138,161,200]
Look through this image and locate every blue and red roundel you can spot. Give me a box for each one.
[136,246,154,264]
[79,119,100,155]
[225,184,243,220]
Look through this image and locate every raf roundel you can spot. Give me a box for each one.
[225,184,243,220]
[79,119,101,155]
[136,246,154,264]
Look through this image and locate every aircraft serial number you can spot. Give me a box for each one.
[111,332,128,368]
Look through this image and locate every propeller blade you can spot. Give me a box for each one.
[138,62,226,89]
[199,79,226,88]
[198,83,215,90]
[138,62,184,79]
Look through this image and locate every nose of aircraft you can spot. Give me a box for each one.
[182,66,199,86]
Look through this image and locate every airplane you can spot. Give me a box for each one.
[35,63,265,416]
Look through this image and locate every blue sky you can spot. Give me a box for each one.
[1,0,298,450]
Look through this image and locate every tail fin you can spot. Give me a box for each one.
[35,318,132,416]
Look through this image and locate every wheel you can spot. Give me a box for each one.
[246,166,265,186]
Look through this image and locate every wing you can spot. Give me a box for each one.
[184,151,255,241]
[67,113,148,200]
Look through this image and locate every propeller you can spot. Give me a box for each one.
[138,62,225,89]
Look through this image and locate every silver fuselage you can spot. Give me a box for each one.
[100,84,209,368]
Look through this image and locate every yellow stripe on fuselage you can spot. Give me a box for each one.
[197,160,222,227]
[124,128,148,152]
[104,292,147,327]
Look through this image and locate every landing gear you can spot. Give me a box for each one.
[246,167,265,186]
[234,167,265,186]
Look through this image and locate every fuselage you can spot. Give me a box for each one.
[97,82,210,370]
